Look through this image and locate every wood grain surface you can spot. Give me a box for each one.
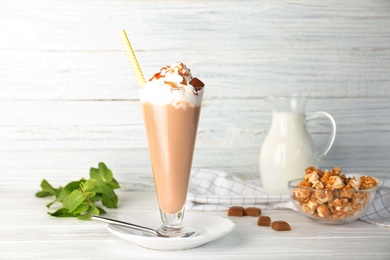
[1,0,389,191]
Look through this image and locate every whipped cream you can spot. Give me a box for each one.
[139,62,204,108]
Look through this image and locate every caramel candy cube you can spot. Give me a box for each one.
[257,216,271,226]
[271,221,291,231]
[189,77,205,90]
[244,207,262,217]
[227,206,244,217]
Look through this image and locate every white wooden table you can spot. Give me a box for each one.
[1,191,389,259]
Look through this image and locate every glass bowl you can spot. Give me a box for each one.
[288,178,377,225]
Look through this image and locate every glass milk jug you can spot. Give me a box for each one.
[259,95,337,195]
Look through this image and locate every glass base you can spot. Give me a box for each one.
[157,207,201,238]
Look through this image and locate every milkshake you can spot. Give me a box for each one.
[140,62,204,236]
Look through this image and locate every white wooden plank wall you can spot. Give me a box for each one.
[1,0,389,191]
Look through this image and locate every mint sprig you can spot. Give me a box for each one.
[36,162,120,220]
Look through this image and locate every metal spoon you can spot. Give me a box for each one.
[91,215,195,238]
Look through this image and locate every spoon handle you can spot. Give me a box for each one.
[91,214,159,237]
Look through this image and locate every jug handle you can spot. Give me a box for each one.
[306,111,337,160]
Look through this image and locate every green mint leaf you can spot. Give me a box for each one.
[35,191,54,198]
[56,188,70,203]
[98,162,113,182]
[89,167,99,180]
[40,179,55,192]
[77,205,99,220]
[94,183,115,199]
[35,179,58,197]
[46,188,68,208]
[108,178,121,189]
[96,206,107,214]
[63,190,85,213]
[90,162,113,183]
[64,180,84,192]
[82,179,97,192]
[90,193,102,203]
[49,208,74,218]
[101,194,118,208]
[72,202,90,215]
[84,191,96,199]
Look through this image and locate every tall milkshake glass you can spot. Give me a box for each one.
[139,63,204,237]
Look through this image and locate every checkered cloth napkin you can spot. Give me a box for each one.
[186,169,390,227]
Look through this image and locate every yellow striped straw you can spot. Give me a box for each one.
[119,30,146,89]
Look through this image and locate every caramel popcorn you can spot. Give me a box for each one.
[292,186,311,203]
[317,205,330,218]
[313,190,332,204]
[327,176,345,190]
[292,167,378,222]
[359,176,378,189]
[303,198,319,214]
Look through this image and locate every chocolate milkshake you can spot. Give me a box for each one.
[140,62,204,236]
